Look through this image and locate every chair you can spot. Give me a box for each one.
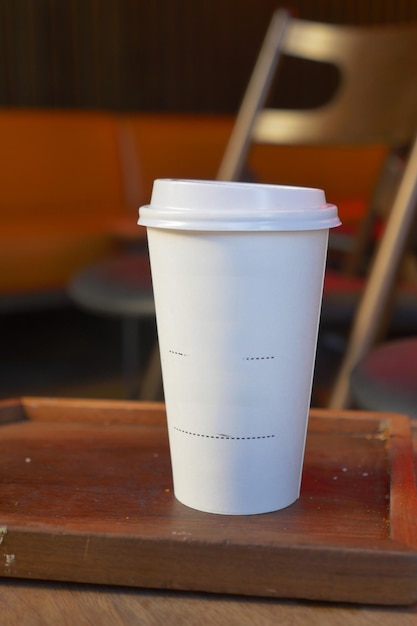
[67,118,161,400]
[349,337,417,419]
[68,251,161,400]
[216,9,417,408]
[329,135,417,407]
[67,114,233,401]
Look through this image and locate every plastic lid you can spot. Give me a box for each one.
[138,179,341,231]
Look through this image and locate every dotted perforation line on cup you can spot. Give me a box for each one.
[174,427,275,440]
[169,351,275,361]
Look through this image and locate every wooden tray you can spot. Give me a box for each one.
[1,397,417,605]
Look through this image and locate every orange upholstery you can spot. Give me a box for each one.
[0,109,384,301]
[122,113,234,204]
[1,110,126,217]
[0,109,139,294]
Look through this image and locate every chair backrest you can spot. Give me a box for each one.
[217,10,417,182]
[216,11,417,409]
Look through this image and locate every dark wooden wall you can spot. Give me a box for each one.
[1,0,417,113]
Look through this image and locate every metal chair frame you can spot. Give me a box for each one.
[216,9,417,408]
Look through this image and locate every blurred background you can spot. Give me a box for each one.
[2,0,417,112]
[2,0,417,402]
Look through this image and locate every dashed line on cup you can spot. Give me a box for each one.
[169,352,276,361]
[174,427,275,440]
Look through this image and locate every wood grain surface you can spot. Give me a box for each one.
[1,579,417,626]
[1,398,417,623]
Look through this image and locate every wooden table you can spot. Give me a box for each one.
[1,398,417,624]
[1,578,417,625]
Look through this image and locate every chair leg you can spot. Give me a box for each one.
[216,8,291,181]
[329,134,417,409]
[122,317,140,399]
[140,340,163,401]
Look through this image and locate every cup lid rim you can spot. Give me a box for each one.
[138,179,341,231]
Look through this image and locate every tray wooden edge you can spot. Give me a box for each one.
[387,412,417,549]
[1,399,417,605]
[0,397,167,425]
[2,523,417,606]
[0,396,408,428]
[313,406,417,552]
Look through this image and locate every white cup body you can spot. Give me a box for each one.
[139,180,340,515]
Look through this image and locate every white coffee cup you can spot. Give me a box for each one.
[139,179,340,515]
